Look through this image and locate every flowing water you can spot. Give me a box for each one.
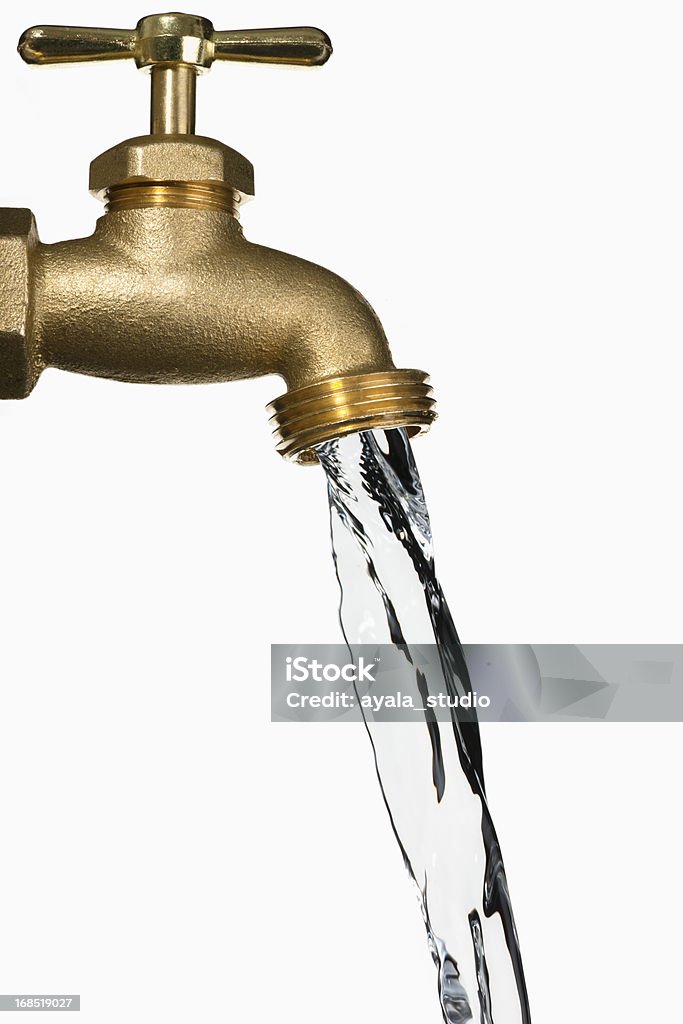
[317,428,531,1024]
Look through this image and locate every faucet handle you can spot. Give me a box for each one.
[18,14,332,69]
[18,13,332,135]
[211,28,332,67]
[17,25,137,65]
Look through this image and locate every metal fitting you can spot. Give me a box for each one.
[135,13,214,69]
[268,370,436,464]
[89,135,255,204]
[0,210,39,399]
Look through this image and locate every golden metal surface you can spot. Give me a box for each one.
[89,136,255,201]
[4,12,435,459]
[18,14,332,70]
[135,13,213,68]
[268,371,437,464]
[1,205,397,390]
[17,25,138,64]
[0,210,40,399]
[211,27,332,66]
[19,14,332,141]
[104,180,239,213]
[150,65,196,135]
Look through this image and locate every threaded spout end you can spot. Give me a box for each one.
[104,179,240,214]
[267,369,437,464]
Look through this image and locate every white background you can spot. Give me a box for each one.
[1,1,681,1021]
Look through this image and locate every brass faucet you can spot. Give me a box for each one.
[1,12,436,463]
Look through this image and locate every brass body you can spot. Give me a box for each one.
[1,13,436,462]
[10,204,396,391]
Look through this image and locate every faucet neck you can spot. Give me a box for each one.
[91,202,245,263]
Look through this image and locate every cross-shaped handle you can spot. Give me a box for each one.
[18,12,332,134]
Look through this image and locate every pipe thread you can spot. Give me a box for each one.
[104,180,240,214]
[267,369,437,464]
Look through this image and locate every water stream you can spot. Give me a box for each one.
[317,428,531,1024]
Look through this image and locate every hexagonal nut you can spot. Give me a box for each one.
[89,135,255,201]
[0,209,40,400]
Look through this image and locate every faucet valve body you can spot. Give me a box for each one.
[1,12,437,462]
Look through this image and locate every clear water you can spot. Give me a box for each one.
[317,428,531,1024]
